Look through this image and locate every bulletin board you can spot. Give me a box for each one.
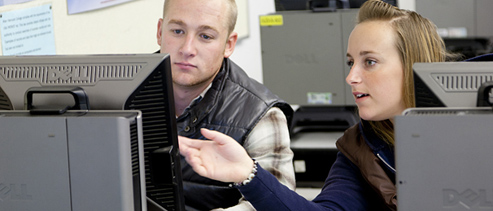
[0,0,249,55]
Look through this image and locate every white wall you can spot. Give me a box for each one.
[398,0,415,11]
[229,1,276,83]
[0,0,163,54]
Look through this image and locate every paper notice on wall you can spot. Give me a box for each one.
[67,0,134,14]
[0,4,56,55]
[0,0,33,6]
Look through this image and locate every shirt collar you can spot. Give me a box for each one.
[177,83,212,118]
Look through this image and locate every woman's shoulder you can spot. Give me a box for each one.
[336,123,365,153]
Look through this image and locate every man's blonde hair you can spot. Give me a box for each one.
[163,0,238,35]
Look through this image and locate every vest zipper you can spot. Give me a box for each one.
[377,153,396,173]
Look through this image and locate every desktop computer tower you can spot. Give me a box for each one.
[0,110,146,211]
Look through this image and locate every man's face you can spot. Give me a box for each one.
[157,0,237,89]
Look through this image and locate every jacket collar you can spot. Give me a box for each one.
[359,121,395,172]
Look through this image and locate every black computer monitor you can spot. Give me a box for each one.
[413,61,493,108]
[0,54,185,211]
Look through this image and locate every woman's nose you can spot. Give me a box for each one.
[346,66,361,85]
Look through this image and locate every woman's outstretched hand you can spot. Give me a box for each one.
[178,128,254,183]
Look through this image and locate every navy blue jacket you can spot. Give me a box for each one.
[238,122,396,210]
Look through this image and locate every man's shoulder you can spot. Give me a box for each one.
[224,59,262,86]
[223,59,280,101]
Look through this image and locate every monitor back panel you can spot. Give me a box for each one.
[395,110,493,210]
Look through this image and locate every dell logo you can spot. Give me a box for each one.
[48,67,89,82]
[0,183,33,201]
[443,189,493,209]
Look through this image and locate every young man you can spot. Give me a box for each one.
[156,0,295,210]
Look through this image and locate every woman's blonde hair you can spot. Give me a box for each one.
[357,0,449,145]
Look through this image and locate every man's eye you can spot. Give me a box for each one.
[173,29,184,34]
[201,34,212,40]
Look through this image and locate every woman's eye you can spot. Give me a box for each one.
[366,60,376,66]
[346,60,354,67]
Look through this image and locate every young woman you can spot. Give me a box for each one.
[179,0,451,210]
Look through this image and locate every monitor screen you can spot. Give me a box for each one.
[413,61,493,108]
[0,54,185,211]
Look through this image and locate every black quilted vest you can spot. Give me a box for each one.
[177,58,293,210]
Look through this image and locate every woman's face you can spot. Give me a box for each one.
[346,20,407,122]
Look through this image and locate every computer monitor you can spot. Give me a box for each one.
[413,61,493,108]
[0,54,185,211]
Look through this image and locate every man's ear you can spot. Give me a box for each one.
[224,32,238,58]
[157,18,164,46]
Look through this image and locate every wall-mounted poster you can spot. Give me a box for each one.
[0,0,33,6]
[0,4,56,55]
[67,0,134,15]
